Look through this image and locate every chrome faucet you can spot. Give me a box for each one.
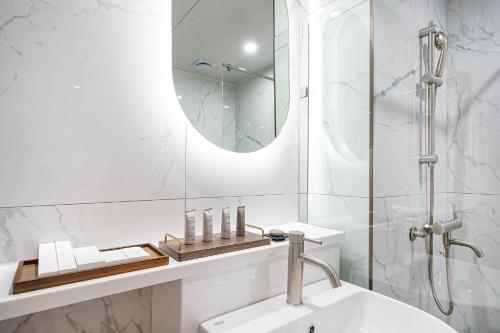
[444,234,485,257]
[411,214,485,258]
[286,231,341,306]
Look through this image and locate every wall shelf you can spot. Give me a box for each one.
[0,223,343,321]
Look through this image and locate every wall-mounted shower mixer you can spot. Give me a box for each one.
[410,210,484,258]
[409,210,461,241]
[410,209,484,316]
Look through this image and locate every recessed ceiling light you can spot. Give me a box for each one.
[177,95,183,100]
[223,105,229,109]
[243,42,258,53]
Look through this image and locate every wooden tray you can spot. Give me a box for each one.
[159,231,270,261]
[12,243,168,294]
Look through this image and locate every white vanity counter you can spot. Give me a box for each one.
[0,223,343,321]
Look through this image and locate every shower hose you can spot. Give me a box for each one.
[427,166,454,315]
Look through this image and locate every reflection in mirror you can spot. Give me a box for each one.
[172,0,289,153]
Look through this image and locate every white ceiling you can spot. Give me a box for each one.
[172,0,280,84]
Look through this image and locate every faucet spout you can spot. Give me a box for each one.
[286,231,342,306]
[449,238,485,258]
[299,253,341,288]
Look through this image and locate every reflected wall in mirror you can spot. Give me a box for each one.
[172,0,290,153]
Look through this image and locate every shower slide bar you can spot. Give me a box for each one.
[410,21,484,317]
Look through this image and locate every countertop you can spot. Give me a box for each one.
[0,223,344,321]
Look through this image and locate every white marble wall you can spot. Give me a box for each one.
[440,1,500,331]
[0,0,304,331]
[307,0,370,287]
[173,70,237,151]
[373,0,500,332]
[173,67,283,153]
[445,0,500,271]
[0,288,152,333]
[0,0,301,266]
[234,68,276,152]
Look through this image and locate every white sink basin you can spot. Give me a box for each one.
[201,280,457,333]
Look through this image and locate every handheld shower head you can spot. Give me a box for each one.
[434,32,447,78]
[435,32,447,50]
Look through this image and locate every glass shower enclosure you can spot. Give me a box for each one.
[303,0,500,332]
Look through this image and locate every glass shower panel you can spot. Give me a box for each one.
[372,1,500,332]
[307,0,371,288]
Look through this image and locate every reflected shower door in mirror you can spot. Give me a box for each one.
[172,0,290,153]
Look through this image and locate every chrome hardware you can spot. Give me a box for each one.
[419,155,439,164]
[409,226,428,241]
[411,215,484,257]
[428,219,462,235]
[416,21,455,315]
[304,237,323,245]
[300,86,309,98]
[409,206,485,316]
[222,63,274,81]
[421,73,443,87]
[286,231,341,306]
[414,21,483,316]
[418,24,438,37]
[443,232,485,258]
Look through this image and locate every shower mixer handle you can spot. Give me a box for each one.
[409,226,428,241]
[425,219,462,235]
[409,218,462,241]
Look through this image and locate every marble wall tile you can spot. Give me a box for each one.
[0,287,152,333]
[235,68,275,152]
[373,0,447,98]
[429,259,500,333]
[184,0,302,199]
[173,70,236,152]
[0,0,187,207]
[373,92,449,198]
[308,194,369,287]
[184,110,299,198]
[373,0,448,198]
[374,91,425,197]
[429,193,500,333]
[445,0,500,195]
[185,193,298,235]
[0,0,305,330]
[240,193,299,225]
[438,2,500,330]
[372,194,429,311]
[306,0,370,288]
[308,0,370,198]
[0,199,185,263]
[372,193,452,312]
[0,0,304,261]
[447,193,500,269]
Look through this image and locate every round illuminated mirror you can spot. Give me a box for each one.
[172,0,290,152]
